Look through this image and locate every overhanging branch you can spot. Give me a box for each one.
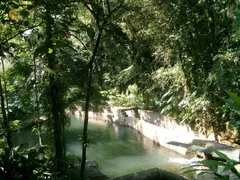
[0,22,43,46]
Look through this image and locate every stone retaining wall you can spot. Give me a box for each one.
[71,106,239,180]
[73,106,214,156]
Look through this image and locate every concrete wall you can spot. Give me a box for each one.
[73,106,214,156]
[119,117,194,155]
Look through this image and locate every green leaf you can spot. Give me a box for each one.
[223,164,235,172]
[32,127,37,133]
[43,172,52,176]
[223,99,240,113]
[209,148,233,163]
[87,27,95,40]
[9,120,21,130]
[224,90,240,107]
[201,160,219,173]
[48,48,53,54]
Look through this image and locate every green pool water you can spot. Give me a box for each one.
[66,116,187,178]
[13,115,189,178]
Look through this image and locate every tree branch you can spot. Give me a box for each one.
[0,22,43,46]
[69,33,90,52]
[83,2,100,29]
[106,0,111,14]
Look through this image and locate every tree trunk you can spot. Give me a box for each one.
[33,54,42,146]
[45,6,66,177]
[0,76,12,179]
[79,3,122,177]
[0,77,12,149]
[1,59,9,116]
[80,27,103,179]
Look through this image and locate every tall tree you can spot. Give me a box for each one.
[79,0,124,178]
[45,4,66,176]
[32,0,77,176]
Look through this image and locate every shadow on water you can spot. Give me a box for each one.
[66,117,145,158]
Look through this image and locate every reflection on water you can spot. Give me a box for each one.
[66,116,186,178]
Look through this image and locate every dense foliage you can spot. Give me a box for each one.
[182,91,240,179]
[0,0,239,179]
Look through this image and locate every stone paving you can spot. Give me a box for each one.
[167,138,239,162]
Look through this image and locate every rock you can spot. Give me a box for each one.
[85,160,109,180]
[86,160,98,169]
[113,168,189,180]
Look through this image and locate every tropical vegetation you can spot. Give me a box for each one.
[0,0,239,179]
